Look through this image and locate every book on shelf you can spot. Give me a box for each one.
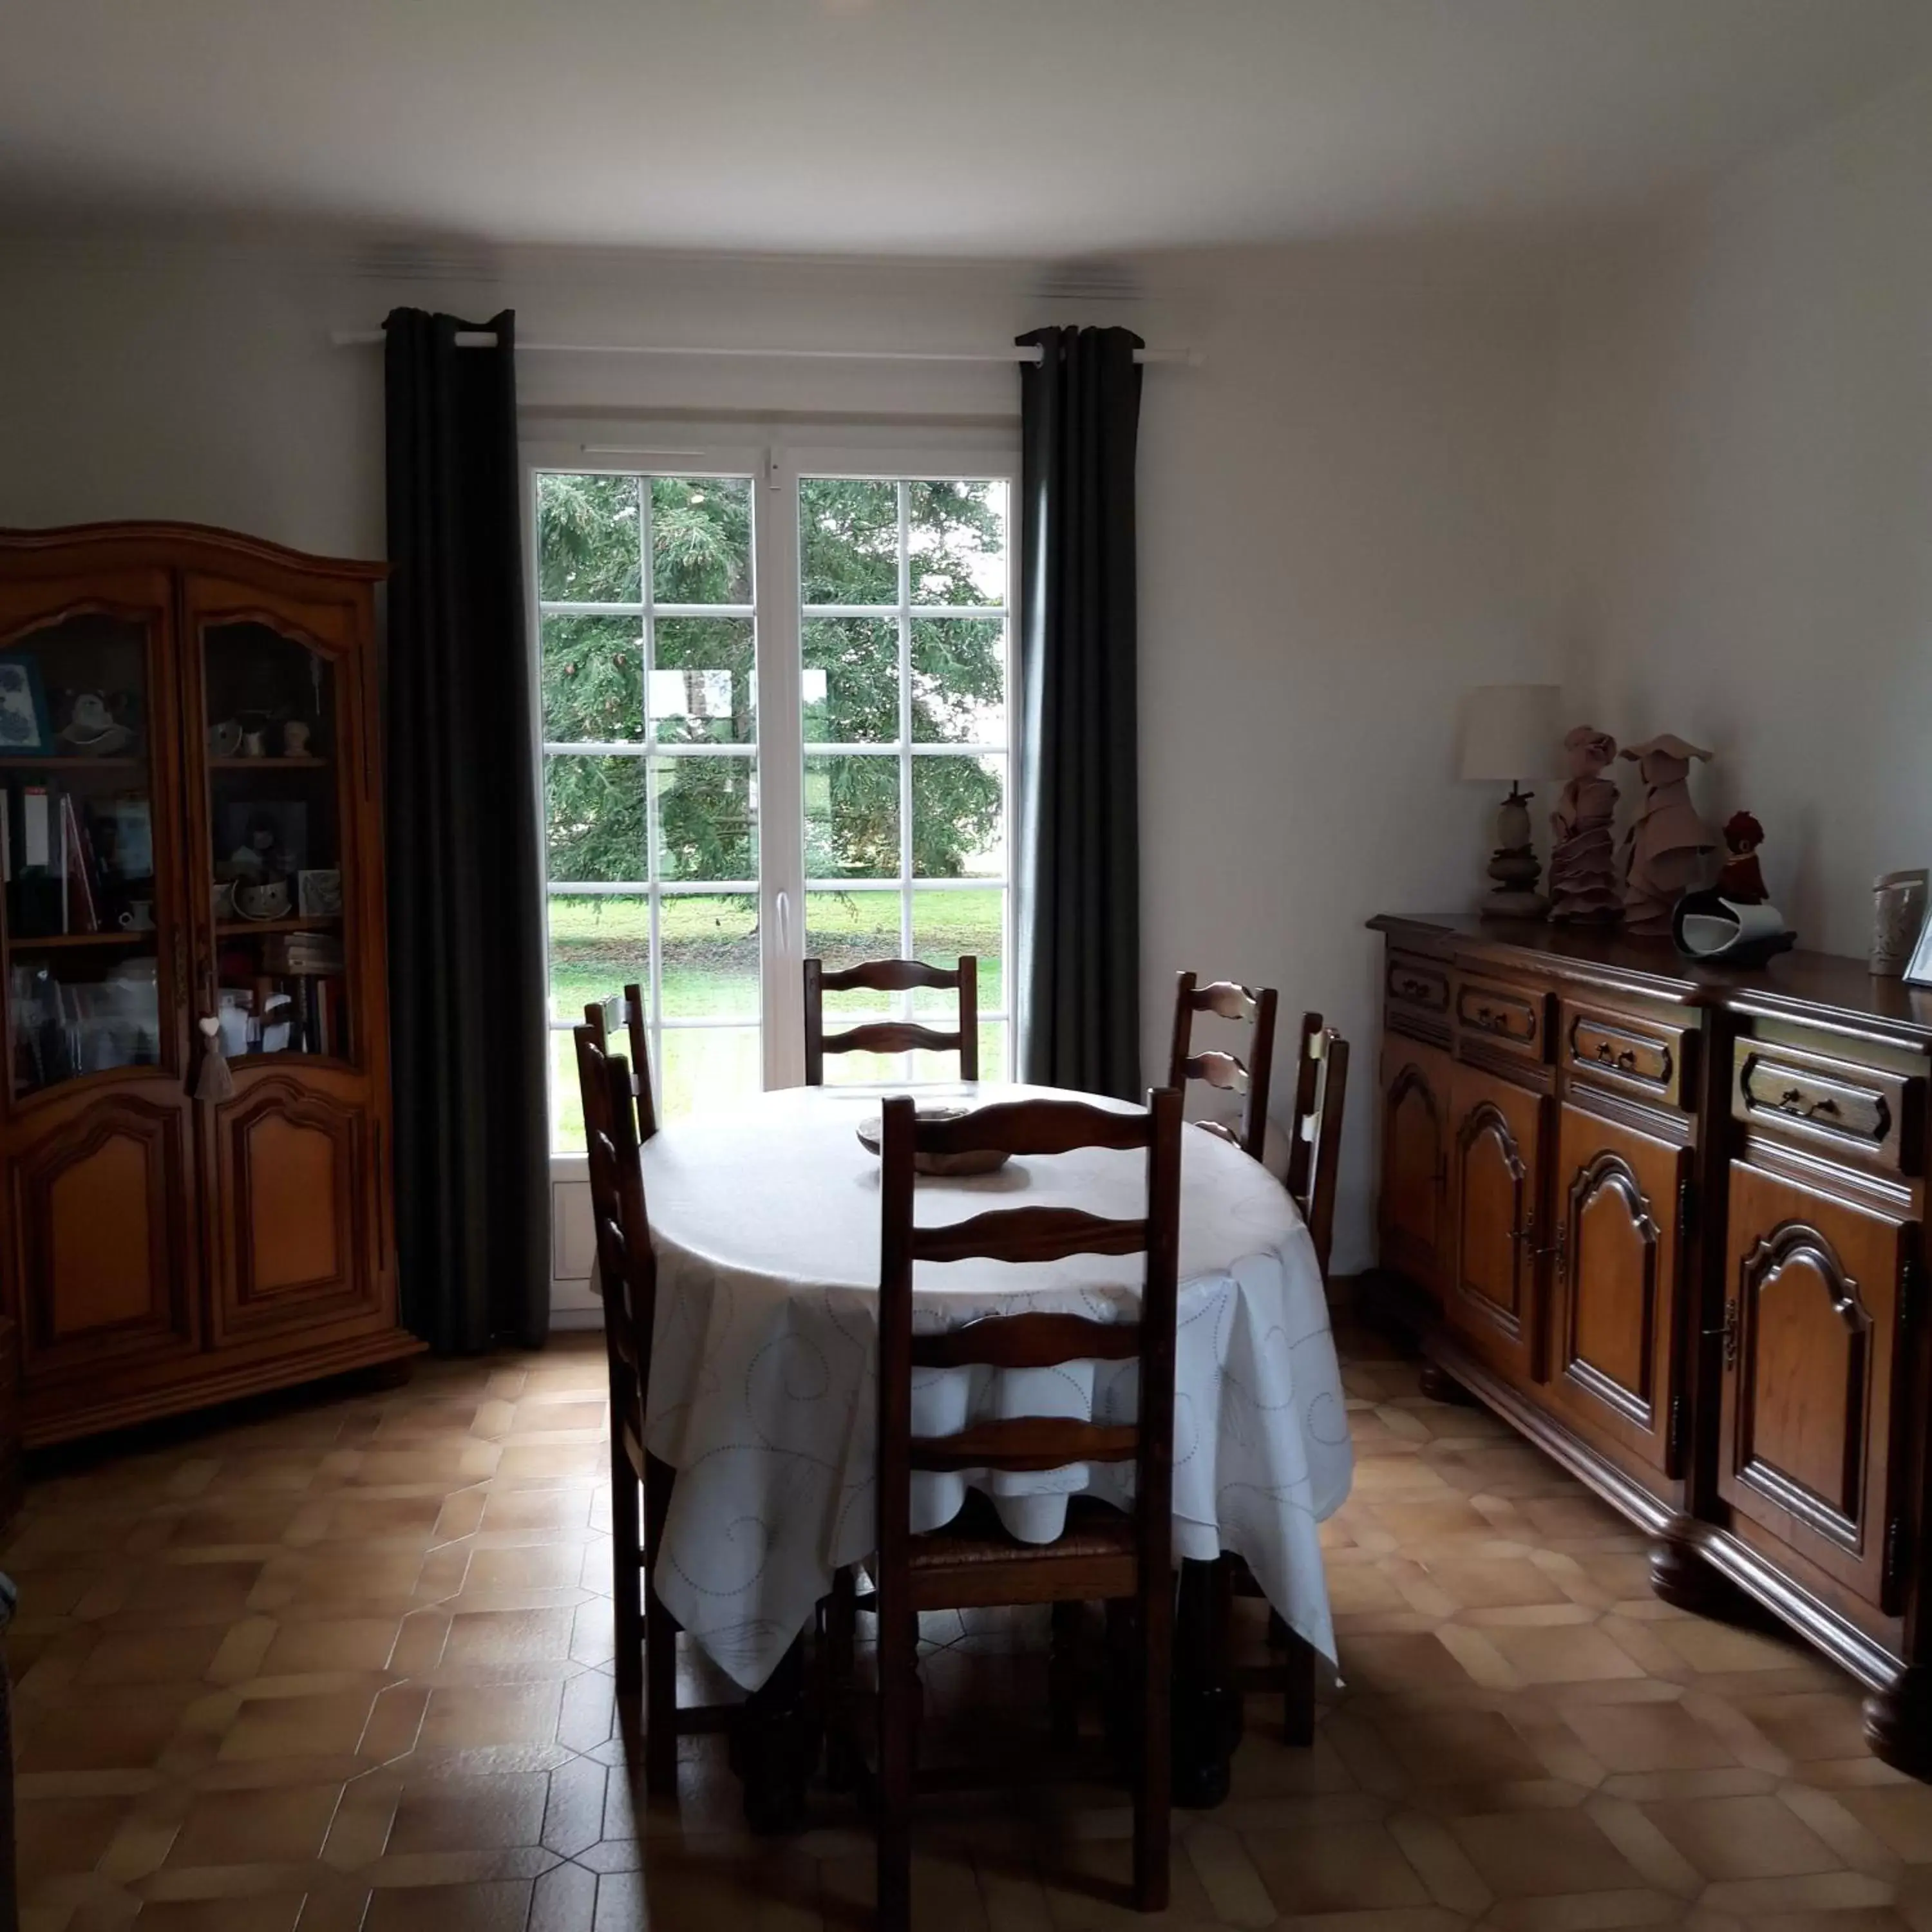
[61,793,99,933]
[263,931,345,976]
[3,779,151,940]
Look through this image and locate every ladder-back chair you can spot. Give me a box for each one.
[1224,1014,1352,1741]
[574,1023,734,1794]
[1166,972,1278,1162]
[852,1088,1183,1929]
[584,983,656,1142]
[803,956,977,1084]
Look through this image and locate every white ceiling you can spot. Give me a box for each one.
[3,0,1929,256]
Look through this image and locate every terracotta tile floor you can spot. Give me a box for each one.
[6,1315,1932,1932]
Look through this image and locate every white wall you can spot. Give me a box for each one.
[0,230,1564,1271]
[1549,68,1932,957]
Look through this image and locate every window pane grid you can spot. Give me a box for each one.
[800,474,1010,1075]
[540,602,757,620]
[544,742,757,759]
[540,468,760,1145]
[802,604,1005,621]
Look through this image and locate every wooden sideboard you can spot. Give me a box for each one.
[1366,913,1932,1777]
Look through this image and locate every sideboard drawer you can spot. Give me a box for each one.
[1732,1037,1921,1176]
[1386,951,1451,1021]
[1564,1001,1690,1110]
[1455,975,1548,1061]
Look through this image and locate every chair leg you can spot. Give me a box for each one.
[877,1600,916,1932]
[609,1425,643,1703]
[1281,1624,1317,1748]
[643,1454,679,1797]
[824,1566,860,1791]
[1133,1577,1171,1914]
[1049,1601,1083,1748]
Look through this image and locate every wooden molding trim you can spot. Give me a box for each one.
[0,521,386,582]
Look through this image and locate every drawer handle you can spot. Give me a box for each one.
[1396,975,1434,1001]
[1592,1039,1640,1070]
[1776,1086,1840,1121]
[1472,1003,1512,1034]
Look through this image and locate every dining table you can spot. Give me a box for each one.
[636,1079,1354,1821]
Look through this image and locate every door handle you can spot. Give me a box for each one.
[1701,1298,1742,1368]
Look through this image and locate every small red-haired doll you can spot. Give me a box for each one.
[1717,811,1768,904]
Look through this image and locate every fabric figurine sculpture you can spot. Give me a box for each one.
[1672,810,1795,965]
[1620,733,1716,937]
[1548,726,1621,924]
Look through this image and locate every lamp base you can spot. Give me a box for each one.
[1482,887,1548,919]
[1481,824,1545,919]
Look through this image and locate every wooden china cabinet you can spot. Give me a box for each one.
[0,524,421,1448]
[1367,913,1932,1779]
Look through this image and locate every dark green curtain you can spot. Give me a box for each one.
[1014,325,1145,1100]
[383,308,549,1352]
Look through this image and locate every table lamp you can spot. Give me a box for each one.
[1459,684,1562,917]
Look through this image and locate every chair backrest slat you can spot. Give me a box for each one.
[1180,1048,1249,1094]
[804,955,978,1084]
[909,1418,1141,1473]
[817,958,965,994]
[815,1020,963,1060]
[1167,971,1278,1162]
[876,1088,1182,1590]
[914,1095,1146,1157]
[909,1311,1141,1370]
[911,1206,1148,1267]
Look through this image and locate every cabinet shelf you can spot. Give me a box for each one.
[207,755,330,770]
[0,756,145,772]
[216,915,342,937]
[5,929,155,951]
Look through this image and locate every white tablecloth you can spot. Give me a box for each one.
[639,1083,1352,1692]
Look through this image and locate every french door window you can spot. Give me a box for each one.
[535,445,1015,1151]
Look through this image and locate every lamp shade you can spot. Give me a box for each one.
[1458,684,1562,784]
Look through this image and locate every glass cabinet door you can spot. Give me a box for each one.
[198,620,353,1065]
[3,609,171,1099]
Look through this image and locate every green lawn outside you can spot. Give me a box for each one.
[547,887,1007,1147]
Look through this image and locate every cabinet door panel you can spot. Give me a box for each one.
[180,574,395,1350]
[1448,1063,1545,1385]
[1548,1102,1686,1473]
[8,1092,197,1383]
[1718,1162,1913,1609]
[0,567,193,1108]
[209,1072,377,1339]
[1379,1037,1453,1295]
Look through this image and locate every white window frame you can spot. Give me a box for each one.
[770,442,1018,1091]
[523,425,1022,1193]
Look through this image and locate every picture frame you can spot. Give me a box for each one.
[0,654,54,755]
[297,868,343,919]
[1904,897,1932,988]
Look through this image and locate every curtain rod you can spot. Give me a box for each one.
[327,328,1200,366]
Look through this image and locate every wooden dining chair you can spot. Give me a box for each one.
[1222,1015,1351,1743]
[1166,972,1278,1161]
[573,1023,735,1795]
[584,982,656,1142]
[1281,1014,1350,1281]
[802,956,977,1084]
[842,1088,1183,1929]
